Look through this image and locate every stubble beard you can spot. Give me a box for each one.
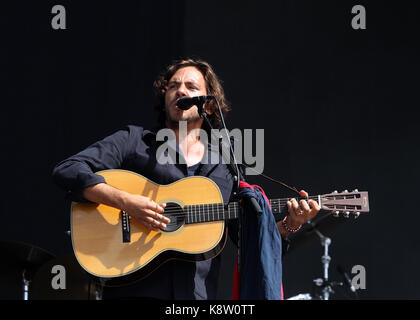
[165,108,201,131]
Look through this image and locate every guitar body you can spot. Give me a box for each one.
[71,169,227,286]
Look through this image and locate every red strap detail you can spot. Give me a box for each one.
[239,180,253,190]
[281,283,284,300]
[239,181,271,209]
[252,185,271,210]
[232,255,240,300]
[232,255,284,300]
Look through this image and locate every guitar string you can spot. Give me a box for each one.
[159,195,322,212]
[160,195,322,211]
[156,195,359,219]
[153,196,327,219]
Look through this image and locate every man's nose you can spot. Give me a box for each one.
[176,83,189,97]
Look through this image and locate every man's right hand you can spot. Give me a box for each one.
[83,183,170,232]
[122,194,170,231]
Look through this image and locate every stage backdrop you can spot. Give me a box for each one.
[1,0,419,299]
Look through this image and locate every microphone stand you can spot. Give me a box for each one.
[197,100,261,213]
[197,100,262,299]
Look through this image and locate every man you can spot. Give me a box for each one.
[52,58,320,299]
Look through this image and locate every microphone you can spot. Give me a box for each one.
[337,265,356,293]
[176,95,215,110]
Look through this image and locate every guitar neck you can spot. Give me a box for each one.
[183,196,322,224]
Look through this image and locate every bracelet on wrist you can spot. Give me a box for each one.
[282,216,302,233]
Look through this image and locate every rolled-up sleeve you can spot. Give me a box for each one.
[52,126,135,202]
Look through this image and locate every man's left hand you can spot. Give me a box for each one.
[285,190,320,230]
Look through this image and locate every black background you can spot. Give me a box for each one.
[1,0,419,300]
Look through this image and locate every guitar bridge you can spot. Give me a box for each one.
[121,210,131,243]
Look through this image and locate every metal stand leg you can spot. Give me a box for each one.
[312,228,342,300]
[22,269,30,301]
[94,279,105,300]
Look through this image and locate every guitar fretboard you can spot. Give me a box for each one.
[183,199,289,224]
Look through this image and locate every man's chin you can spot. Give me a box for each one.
[166,115,201,127]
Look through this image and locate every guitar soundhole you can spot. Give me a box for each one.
[161,202,185,232]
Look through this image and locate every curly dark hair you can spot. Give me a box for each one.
[153,58,231,130]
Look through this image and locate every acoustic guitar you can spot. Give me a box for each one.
[71,169,369,286]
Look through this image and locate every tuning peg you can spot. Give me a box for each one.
[353,189,359,192]
[353,212,360,218]
[333,210,340,217]
[343,211,350,218]
[333,190,338,194]
[342,190,348,193]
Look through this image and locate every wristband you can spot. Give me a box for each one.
[282,216,302,233]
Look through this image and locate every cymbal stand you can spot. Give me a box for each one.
[22,269,30,300]
[94,279,105,300]
[312,227,343,300]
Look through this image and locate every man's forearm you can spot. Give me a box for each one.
[277,221,291,239]
[82,183,130,211]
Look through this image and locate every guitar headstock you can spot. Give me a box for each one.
[320,189,369,218]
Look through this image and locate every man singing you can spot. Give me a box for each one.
[52,58,320,299]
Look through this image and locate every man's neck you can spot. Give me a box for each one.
[166,119,203,146]
[166,119,205,166]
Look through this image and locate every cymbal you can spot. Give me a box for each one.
[0,240,55,294]
[31,254,100,300]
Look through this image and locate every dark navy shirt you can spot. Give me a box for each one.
[52,125,236,300]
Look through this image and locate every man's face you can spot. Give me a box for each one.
[164,66,207,125]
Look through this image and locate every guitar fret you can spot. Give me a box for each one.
[200,204,203,222]
[269,199,282,214]
[214,204,217,221]
[186,206,190,224]
[212,204,216,222]
[213,204,217,221]
[195,205,198,223]
[207,205,214,221]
